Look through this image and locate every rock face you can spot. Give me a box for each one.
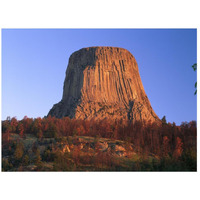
[48,46,160,123]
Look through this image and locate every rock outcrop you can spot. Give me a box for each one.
[48,46,160,123]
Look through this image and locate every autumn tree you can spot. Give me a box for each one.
[35,149,42,167]
[10,117,18,133]
[2,118,12,134]
[14,142,24,165]
[22,116,33,133]
[162,136,170,157]
[76,125,85,136]
[173,137,183,159]
[22,154,30,166]
[17,122,24,137]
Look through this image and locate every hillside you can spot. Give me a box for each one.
[2,117,197,171]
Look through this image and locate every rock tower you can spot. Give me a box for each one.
[48,47,160,123]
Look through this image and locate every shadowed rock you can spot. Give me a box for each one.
[48,46,160,123]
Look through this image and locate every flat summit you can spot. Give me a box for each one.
[48,46,160,123]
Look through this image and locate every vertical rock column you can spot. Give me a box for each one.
[48,46,160,123]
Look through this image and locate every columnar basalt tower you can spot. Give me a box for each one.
[48,47,160,123]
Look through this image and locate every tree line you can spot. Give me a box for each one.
[2,116,196,159]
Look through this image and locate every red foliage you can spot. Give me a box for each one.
[2,116,197,157]
[162,136,170,157]
[18,123,24,138]
[173,137,183,159]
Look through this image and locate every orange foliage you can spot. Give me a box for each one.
[1,116,197,157]
[173,137,183,159]
[162,136,170,157]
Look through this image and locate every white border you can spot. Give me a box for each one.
[0,1,199,200]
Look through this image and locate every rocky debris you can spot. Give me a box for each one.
[115,145,126,152]
[25,164,37,171]
[95,141,109,151]
[99,142,109,151]
[48,46,160,123]
[82,142,92,151]
[62,144,70,153]
[116,151,125,157]
[79,143,84,150]
[56,137,136,158]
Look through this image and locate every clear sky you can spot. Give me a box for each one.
[2,29,197,125]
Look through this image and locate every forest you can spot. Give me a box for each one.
[2,116,197,171]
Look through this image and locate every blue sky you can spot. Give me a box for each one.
[1,29,197,125]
